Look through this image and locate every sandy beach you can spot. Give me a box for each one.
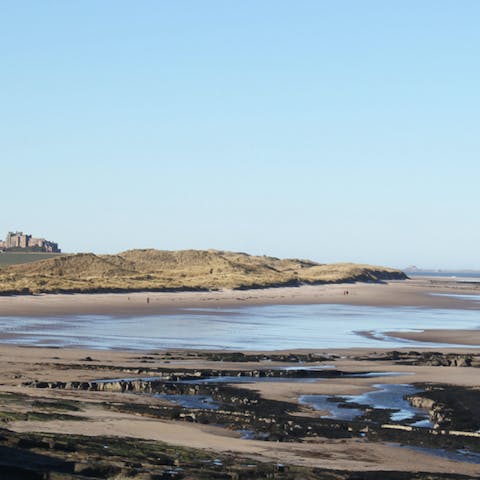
[0,277,479,318]
[0,344,479,476]
[385,329,480,346]
[0,278,479,477]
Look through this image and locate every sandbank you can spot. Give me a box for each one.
[0,277,479,318]
[386,329,480,346]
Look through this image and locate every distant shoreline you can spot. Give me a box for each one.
[0,278,479,318]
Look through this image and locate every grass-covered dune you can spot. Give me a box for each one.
[0,249,407,295]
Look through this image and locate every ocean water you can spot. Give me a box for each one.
[408,271,480,279]
[0,303,478,350]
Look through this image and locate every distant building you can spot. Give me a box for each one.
[2,231,61,253]
[6,231,30,249]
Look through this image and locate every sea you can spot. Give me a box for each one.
[408,270,480,279]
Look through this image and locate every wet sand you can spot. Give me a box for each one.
[12,413,480,475]
[1,278,479,351]
[386,329,480,346]
[0,344,479,476]
[0,277,479,318]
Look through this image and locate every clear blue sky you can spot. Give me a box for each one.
[1,1,479,269]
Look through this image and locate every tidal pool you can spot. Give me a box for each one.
[153,394,219,410]
[300,383,432,427]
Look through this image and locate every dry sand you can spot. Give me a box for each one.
[386,329,480,346]
[0,277,479,318]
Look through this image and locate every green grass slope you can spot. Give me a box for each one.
[0,249,407,295]
[0,252,66,268]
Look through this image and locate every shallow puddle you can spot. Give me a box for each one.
[154,394,219,410]
[300,383,432,426]
[237,429,270,440]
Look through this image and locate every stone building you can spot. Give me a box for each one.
[6,232,30,249]
[29,237,60,253]
[2,231,61,253]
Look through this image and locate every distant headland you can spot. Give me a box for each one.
[0,248,407,295]
[0,231,60,253]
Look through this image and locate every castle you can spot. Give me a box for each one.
[0,231,61,253]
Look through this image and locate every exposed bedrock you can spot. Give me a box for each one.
[408,385,480,431]
[355,351,479,367]
[0,428,476,480]
[21,367,365,392]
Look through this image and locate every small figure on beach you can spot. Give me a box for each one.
[147,297,150,304]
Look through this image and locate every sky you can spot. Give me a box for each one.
[1,1,479,269]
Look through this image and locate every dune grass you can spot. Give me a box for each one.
[0,249,407,295]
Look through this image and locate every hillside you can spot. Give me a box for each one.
[0,249,407,295]
[0,252,66,268]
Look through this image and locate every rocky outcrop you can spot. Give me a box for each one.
[356,351,479,368]
[21,366,361,392]
[0,427,476,480]
[408,385,480,431]
[407,395,452,429]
